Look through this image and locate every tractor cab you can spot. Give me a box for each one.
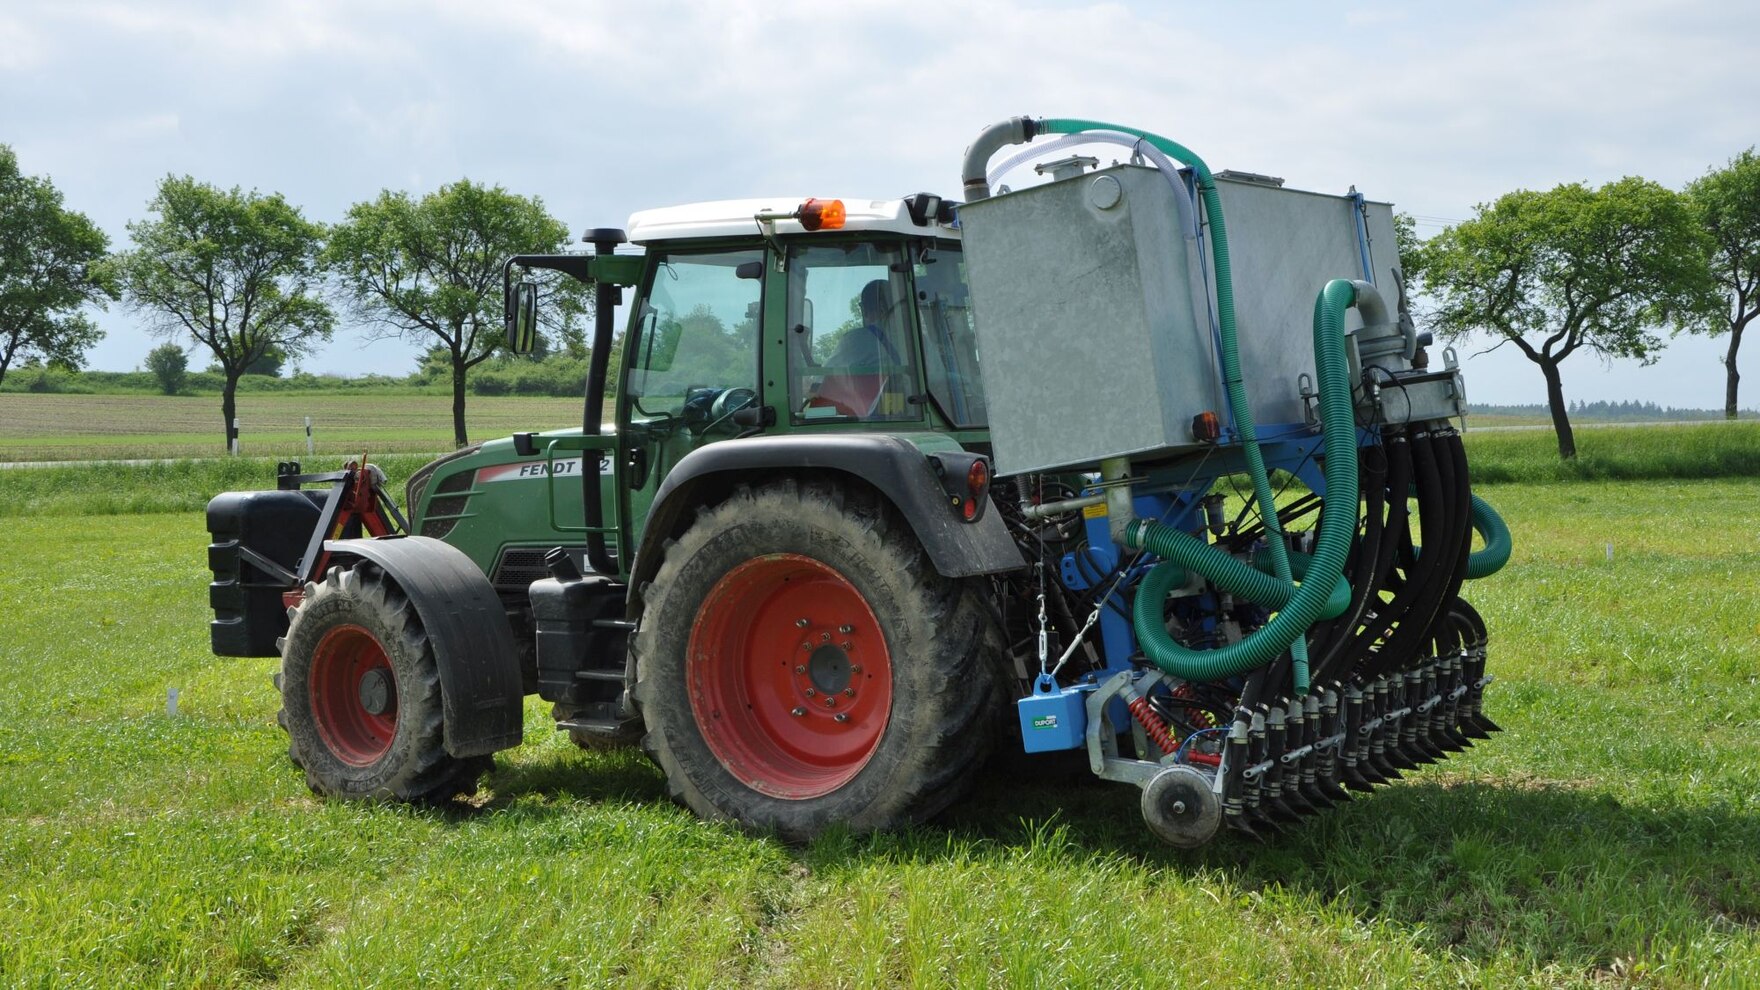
[470,194,992,589]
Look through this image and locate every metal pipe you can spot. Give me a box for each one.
[960,116,1040,202]
[1100,457,1135,547]
[1019,491,1106,521]
[582,228,625,575]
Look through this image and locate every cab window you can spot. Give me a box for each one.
[627,249,763,421]
[913,242,987,428]
[786,242,921,423]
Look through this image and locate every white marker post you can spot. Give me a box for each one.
[305,416,314,456]
[230,418,240,456]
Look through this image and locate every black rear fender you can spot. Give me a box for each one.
[626,434,1024,605]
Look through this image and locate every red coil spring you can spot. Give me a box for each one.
[1171,683,1217,729]
[1127,695,1179,755]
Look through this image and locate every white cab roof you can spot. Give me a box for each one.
[626,197,957,245]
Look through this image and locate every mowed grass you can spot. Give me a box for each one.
[2,473,1758,987]
[0,455,439,518]
[1463,421,1760,483]
[0,391,586,461]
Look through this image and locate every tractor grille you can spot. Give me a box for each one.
[492,547,555,592]
[420,471,475,539]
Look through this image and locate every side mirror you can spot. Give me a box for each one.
[508,281,539,354]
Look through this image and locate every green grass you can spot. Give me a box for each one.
[0,391,586,462]
[2,479,1758,987]
[0,456,438,518]
[1464,421,1760,483]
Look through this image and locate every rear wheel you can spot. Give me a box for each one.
[278,563,488,802]
[631,479,1002,839]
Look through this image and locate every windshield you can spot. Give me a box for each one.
[627,248,763,419]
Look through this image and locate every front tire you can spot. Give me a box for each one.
[631,479,1002,840]
[278,562,488,802]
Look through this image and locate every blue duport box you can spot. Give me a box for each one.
[1016,676,1090,753]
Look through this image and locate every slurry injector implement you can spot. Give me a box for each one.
[961,117,1509,843]
[206,116,1509,846]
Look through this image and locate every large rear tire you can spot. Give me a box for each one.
[278,562,489,802]
[631,479,1002,840]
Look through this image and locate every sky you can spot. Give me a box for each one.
[3,0,1756,409]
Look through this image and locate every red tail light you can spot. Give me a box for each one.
[961,457,990,522]
[929,452,992,524]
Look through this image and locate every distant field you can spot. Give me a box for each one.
[6,390,1757,467]
[0,391,586,461]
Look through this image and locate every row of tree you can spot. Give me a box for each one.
[6,144,1758,459]
[1407,151,1760,458]
[1,144,584,447]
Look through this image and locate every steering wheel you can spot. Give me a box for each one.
[710,387,757,421]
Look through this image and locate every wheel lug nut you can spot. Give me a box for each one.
[820,632,831,643]
[824,697,837,708]
[839,624,854,634]
[850,665,863,675]
[840,641,852,650]
[791,707,807,717]
[843,688,855,698]
[834,713,850,723]
[801,642,812,651]
[804,688,816,697]
[796,618,810,628]
[795,665,806,674]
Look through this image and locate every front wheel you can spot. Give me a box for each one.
[278,562,488,802]
[631,479,1002,839]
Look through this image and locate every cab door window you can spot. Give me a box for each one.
[627,249,763,423]
[786,242,921,423]
[913,242,987,428]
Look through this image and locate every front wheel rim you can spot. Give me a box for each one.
[687,554,894,799]
[308,623,399,766]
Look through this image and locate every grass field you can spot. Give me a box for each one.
[6,390,1757,466]
[2,438,1758,985]
[0,391,587,461]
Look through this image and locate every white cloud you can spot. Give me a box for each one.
[3,0,1755,402]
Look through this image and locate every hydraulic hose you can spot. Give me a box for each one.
[1126,279,1363,693]
[1035,117,1325,692]
[1465,493,1512,579]
[1373,431,1467,676]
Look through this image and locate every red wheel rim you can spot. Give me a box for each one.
[687,554,893,799]
[308,623,398,766]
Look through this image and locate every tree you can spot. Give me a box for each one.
[1684,149,1760,420]
[1392,210,1426,288]
[1417,178,1716,458]
[0,145,117,390]
[118,177,333,447]
[145,342,188,395]
[325,179,581,447]
[244,345,288,377]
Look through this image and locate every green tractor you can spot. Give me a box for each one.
[208,117,1509,846]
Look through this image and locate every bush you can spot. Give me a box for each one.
[14,367,88,393]
[468,355,588,397]
[145,343,188,395]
